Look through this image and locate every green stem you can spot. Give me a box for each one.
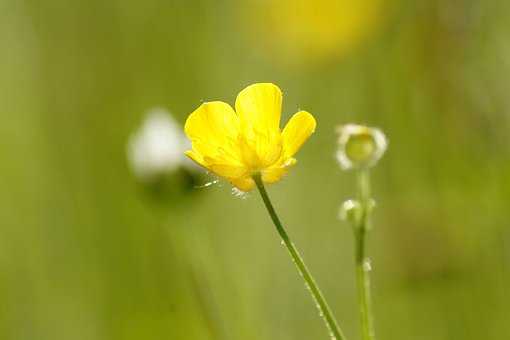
[253,174,347,340]
[168,214,228,340]
[354,170,376,340]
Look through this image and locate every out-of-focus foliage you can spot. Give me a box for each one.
[1,1,509,340]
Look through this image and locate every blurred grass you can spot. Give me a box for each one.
[1,0,510,339]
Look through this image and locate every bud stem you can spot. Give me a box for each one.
[354,169,376,340]
[253,174,347,340]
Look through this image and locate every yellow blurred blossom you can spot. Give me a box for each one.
[184,83,316,191]
[242,0,385,64]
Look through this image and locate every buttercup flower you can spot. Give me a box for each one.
[184,83,316,191]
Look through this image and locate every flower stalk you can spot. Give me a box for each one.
[336,123,386,340]
[253,174,347,340]
[353,169,375,340]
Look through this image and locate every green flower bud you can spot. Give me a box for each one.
[336,124,387,170]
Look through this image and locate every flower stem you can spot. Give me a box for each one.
[253,174,347,340]
[354,169,376,340]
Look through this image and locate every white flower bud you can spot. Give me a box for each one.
[336,124,387,170]
[127,108,192,181]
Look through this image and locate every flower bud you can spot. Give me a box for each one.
[127,108,193,181]
[336,124,387,170]
[127,108,203,202]
[339,199,362,224]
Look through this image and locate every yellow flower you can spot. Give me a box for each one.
[240,0,385,65]
[184,83,316,192]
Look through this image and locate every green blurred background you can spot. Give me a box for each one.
[1,0,509,339]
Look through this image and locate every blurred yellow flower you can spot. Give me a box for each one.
[184,83,316,192]
[242,0,385,64]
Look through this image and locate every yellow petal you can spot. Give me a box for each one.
[238,135,262,168]
[235,83,283,167]
[235,83,282,133]
[281,111,316,158]
[230,176,256,192]
[187,150,248,182]
[184,101,243,167]
[208,163,248,179]
[185,150,208,167]
[262,158,297,184]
